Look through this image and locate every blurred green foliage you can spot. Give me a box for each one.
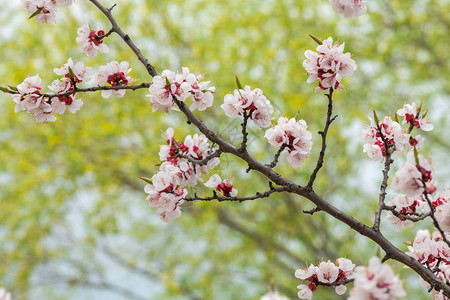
[0,0,449,299]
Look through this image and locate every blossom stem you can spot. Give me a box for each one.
[186,186,289,202]
[88,0,158,77]
[42,83,151,99]
[306,88,336,190]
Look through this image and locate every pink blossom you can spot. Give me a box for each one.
[148,67,215,112]
[391,151,433,197]
[435,189,450,233]
[348,257,405,300]
[53,58,93,83]
[295,258,354,298]
[303,37,357,91]
[0,288,12,300]
[361,116,409,162]
[97,61,134,98]
[11,74,56,123]
[316,260,339,283]
[265,117,312,167]
[76,24,109,57]
[221,86,274,128]
[260,291,289,300]
[330,0,367,19]
[386,194,423,231]
[397,102,434,132]
[205,174,238,197]
[297,285,313,300]
[145,128,220,222]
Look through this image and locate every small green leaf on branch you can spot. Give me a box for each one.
[28,8,43,20]
[235,75,244,90]
[139,177,153,184]
[373,109,380,124]
[309,34,323,45]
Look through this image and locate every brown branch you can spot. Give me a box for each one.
[172,98,450,297]
[266,144,287,169]
[373,153,394,231]
[90,2,450,296]
[88,0,158,77]
[42,83,151,99]
[186,186,289,202]
[306,89,336,190]
[239,110,251,152]
[422,186,450,247]
[303,207,322,215]
[383,204,431,221]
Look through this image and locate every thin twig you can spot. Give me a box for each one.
[382,204,431,221]
[239,111,250,152]
[88,0,158,77]
[373,153,394,231]
[44,83,151,99]
[302,207,322,215]
[306,88,335,190]
[266,144,287,168]
[422,186,450,247]
[186,186,289,202]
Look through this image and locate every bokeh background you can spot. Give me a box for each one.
[0,0,449,299]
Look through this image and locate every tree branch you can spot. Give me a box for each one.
[44,83,151,99]
[88,0,158,77]
[266,144,287,169]
[90,2,450,296]
[186,186,289,202]
[306,89,336,190]
[373,152,394,231]
[382,204,431,221]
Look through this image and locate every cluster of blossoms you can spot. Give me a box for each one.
[148,67,215,112]
[406,230,450,300]
[361,102,432,162]
[348,257,405,299]
[386,193,427,231]
[76,24,110,58]
[303,37,357,91]
[295,258,355,299]
[265,117,313,167]
[391,150,434,198]
[9,58,92,122]
[361,115,410,162]
[390,188,450,234]
[204,174,238,197]
[97,61,134,98]
[144,128,219,222]
[329,0,367,19]
[435,190,450,233]
[22,0,72,23]
[260,291,289,300]
[0,288,11,300]
[221,86,274,129]
[397,102,434,132]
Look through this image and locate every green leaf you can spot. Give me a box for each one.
[235,75,244,90]
[394,113,399,123]
[373,109,380,124]
[28,8,43,20]
[139,177,153,184]
[7,85,18,92]
[309,34,322,45]
[413,147,420,165]
[68,66,74,79]
[0,86,8,93]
